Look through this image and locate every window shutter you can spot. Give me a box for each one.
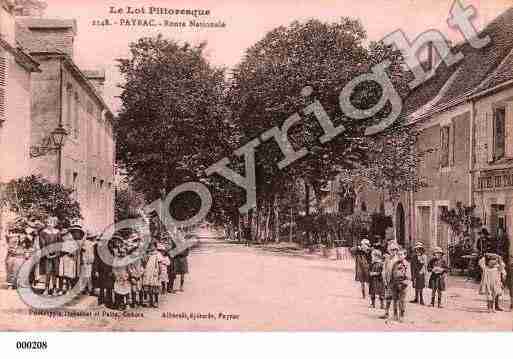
[486,110,494,163]
[0,52,7,124]
[506,102,513,158]
[450,121,455,166]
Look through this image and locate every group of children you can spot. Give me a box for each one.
[106,233,190,311]
[353,238,509,322]
[3,215,191,312]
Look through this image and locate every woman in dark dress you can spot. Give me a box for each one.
[410,242,427,305]
[351,238,371,299]
[172,247,189,292]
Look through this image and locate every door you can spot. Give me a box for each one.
[417,206,432,252]
[437,205,449,251]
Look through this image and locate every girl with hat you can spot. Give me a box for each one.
[39,216,62,296]
[142,241,161,308]
[390,248,411,322]
[113,247,131,311]
[410,242,427,305]
[479,253,506,312]
[350,238,372,299]
[128,257,144,308]
[380,241,400,319]
[80,231,97,296]
[368,249,385,309]
[427,246,448,308]
[157,243,171,295]
[5,231,25,289]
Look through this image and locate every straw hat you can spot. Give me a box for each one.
[432,246,444,254]
[388,241,399,252]
[414,242,425,251]
[361,239,371,247]
[68,218,85,235]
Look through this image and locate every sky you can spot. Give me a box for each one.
[43,0,513,114]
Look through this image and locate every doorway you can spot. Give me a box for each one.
[396,203,405,247]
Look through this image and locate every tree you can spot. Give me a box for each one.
[115,187,146,222]
[227,18,409,244]
[115,35,239,224]
[0,174,81,226]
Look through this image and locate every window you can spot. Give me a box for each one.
[72,172,78,199]
[73,92,80,139]
[494,107,505,160]
[66,83,72,129]
[440,126,450,167]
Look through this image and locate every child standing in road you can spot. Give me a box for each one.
[410,242,427,305]
[391,249,411,322]
[127,258,144,308]
[369,249,385,309]
[428,247,448,308]
[113,248,131,311]
[479,253,506,313]
[157,244,171,295]
[143,242,161,308]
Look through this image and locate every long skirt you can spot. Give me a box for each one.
[130,277,143,292]
[81,263,93,279]
[6,254,25,286]
[412,272,426,289]
[369,275,385,297]
[59,255,77,279]
[174,256,189,274]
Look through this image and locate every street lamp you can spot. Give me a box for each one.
[29,124,68,158]
[29,124,68,184]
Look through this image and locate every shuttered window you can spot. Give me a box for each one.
[0,52,7,124]
[494,107,506,160]
[440,126,450,168]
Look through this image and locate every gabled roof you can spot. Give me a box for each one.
[402,6,513,125]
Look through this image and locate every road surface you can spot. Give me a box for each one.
[0,240,511,331]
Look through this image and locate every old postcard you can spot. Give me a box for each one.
[1,0,513,334]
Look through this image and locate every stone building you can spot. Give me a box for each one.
[328,7,513,256]
[4,5,115,232]
[0,0,40,234]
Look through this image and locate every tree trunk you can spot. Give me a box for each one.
[264,200,271,243]
[305,180,311,247]
[274,195,280,243]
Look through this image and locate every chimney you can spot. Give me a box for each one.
[425,39,453,72]
[14,0,47,17]
[83,69,106,96]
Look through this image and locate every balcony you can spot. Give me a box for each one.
[476,169,513,191]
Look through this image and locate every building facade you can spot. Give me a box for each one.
[0,4,116,233]
[0,0,40,235]
[327,7,513,257]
